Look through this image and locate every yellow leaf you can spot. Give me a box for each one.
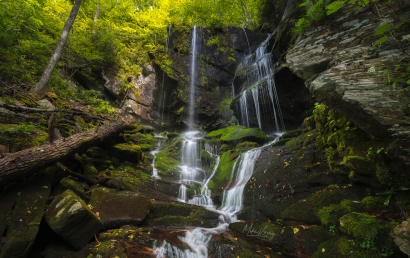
[322,248,325,252]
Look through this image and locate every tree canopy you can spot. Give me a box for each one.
[0,0,264,91]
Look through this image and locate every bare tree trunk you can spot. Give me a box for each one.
[94,1,100,22]
[33,0,82,95]
[0,120,136,188]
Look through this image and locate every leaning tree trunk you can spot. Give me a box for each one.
[0,120,135,188]
[33,0,82,95]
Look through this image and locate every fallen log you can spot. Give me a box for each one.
[0,120,136,188]
[0,103,108,121]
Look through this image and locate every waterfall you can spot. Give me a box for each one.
[151,150,161,179]
[178,184,187,202]
[188,26,198,128]
[160,25,172,131]
[242,28,251,55]
[154,132,281,257]
[236,33,285,134]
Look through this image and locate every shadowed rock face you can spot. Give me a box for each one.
[286,2,410,167]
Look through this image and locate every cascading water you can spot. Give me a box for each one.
[242,28,251,55]
[154,133,280,257]
[236,33,285,134]
[153,28,284,258]
[188,26,198,129]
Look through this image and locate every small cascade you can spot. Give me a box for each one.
[188,155,220,208]
[188,26,198,128]
[236,33,285,134]
[151,150,161,179]
[242,28,251,55]
[178,184,187,202]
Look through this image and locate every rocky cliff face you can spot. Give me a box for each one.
[285,1,410,167]
[150,27,273,131]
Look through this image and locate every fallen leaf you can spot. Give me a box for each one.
[322,248,325,252]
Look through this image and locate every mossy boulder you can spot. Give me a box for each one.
[207,125,266,144]
[235,141,259,151]
[339,212,394,243]
[143,202,219,228]
[45,190,104,249]
[343,156,375,177]
[219,144,231,153]
[281,189,343,224]
[59,177,88,200]
[90,188,151,229]
[312,237,375,258]
[0,123,48,153]
[207,125,245,138]
[211,150,239,193]
[111,143,142,163]
[139,143,153,151]
[155,152,181,179]
[0,172,52,258]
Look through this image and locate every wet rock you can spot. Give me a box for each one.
[110,143,142,163]
[0,171,53,258]
[392,219,410,256]
[143,202,219,228]
[90,187,151,229]
[45,189,103,249]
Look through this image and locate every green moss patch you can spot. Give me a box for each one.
[211,150,239,193]
[281,189,343,224]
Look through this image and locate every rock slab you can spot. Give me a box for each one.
[45,189,103,250]
[90,188,151,229]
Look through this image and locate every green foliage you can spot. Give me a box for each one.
[376,187,410,206]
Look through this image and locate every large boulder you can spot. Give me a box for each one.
[143,201,219,228]
[45,190,104,249]
[89,188,151,229]
[110,143,142,163]
[0,172,53,258]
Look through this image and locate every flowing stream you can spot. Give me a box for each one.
[153,133,279,257]
[153,29,282,258]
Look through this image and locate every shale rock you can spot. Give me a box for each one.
[45,189,103,249]
[286,1,410,167]
[90,187,151,229]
